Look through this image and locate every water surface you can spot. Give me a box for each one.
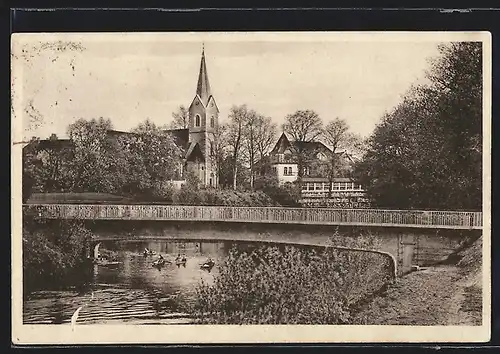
[23,240,235,325]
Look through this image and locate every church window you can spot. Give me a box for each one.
[210,141,214,156]
[195,114,201,127]
[210,115,215,128]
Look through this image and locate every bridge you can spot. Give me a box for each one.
[24,204,483,230]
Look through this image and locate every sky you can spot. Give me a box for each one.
[12,32,450,142]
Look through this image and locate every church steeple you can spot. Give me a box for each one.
[196,44,212,106]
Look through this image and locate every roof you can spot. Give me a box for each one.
[106,129,138,137]
[185,142,204,161]
[166,128,190,150]
[301,177,358,183]
[196,48,212,106]
[270,132,333,156]
[23,138,73,152]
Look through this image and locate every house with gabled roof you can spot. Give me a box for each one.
[268,132,354,184]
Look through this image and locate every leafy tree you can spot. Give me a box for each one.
[123,119,184,199]
[67,117,118,193]
[355,42,482,210]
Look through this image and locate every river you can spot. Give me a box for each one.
[23,240,245,325]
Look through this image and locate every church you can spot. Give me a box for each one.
[166,46,219,187]
[22,46,220,190]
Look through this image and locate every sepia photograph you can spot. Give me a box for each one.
[11,31,491,344]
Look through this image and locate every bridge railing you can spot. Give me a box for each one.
[23,204,483,229]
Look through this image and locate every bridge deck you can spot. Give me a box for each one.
[23,204,483,230]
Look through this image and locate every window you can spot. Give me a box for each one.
[210,141,214,156]
[288,167,293,176]
[333,183,340,190]
[308,183,314,191]
[284,167,288,175]
[195,114,201,127]
[315,183,322,191]
[210,116,215,127]
[339,182,346,190]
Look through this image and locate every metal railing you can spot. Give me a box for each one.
[23,204,483,230]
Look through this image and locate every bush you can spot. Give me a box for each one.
[326,230,392,305]
[23,219,94,294]
[190,244,393,324]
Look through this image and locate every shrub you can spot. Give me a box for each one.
[190,244,393,324]
[23,218,94,294]
[326,230,392,305]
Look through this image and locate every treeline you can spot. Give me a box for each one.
[23,118,183,202]
[22,117,299,206]
[354,42,482,210]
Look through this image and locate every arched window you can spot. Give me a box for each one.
[210,115,215,128]
[288,166,293,175]
[210,141,214,156]
[195,114,201,127]
[284,167,288,175]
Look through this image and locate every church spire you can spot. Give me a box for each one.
[196,44,212,106]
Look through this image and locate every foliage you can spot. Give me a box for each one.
[354,42,482,210]
[67,117,127,194]
[25,118,184,201]
[254,174,301,207]
[121,119,184,199]
[23,218,94,294]
[190,243,392,324]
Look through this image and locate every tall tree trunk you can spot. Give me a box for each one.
[232,162,238,191]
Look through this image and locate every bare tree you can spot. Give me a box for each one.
[170,105,189,129]
[254,115,278,161]
[282,110,323,179]
[322,118,364,197]
[243,114,277,190]
[211,122,229,188]
[227,105,248,190]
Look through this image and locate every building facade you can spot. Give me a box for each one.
[166,47,219,187]
[267,132,370,207]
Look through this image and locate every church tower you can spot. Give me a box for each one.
[187,45,219,187]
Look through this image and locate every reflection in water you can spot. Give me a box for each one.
[23,240,232,325]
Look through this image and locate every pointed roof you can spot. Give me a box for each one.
[196,46,212,106]
[185,142,205,161]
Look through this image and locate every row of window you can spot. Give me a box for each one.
[271,166,295,176]
[302,182,364,192]
[194,114,215,128]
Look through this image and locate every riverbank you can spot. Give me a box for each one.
[352,236,483,325]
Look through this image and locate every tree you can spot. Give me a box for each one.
[67,117,118,193]
[249,115,277,190]
[212,123,229,187]
[123,119,184,199]
[227,105,250,190]
[322,118,364,197]
[254,116,278,161]
[282,110,324,179]
[170,105,189,129]
[354,42,482,210]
